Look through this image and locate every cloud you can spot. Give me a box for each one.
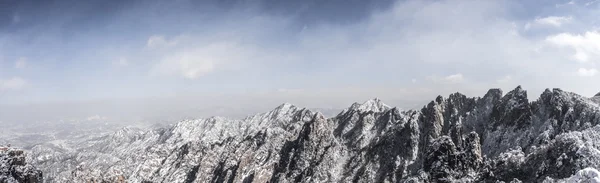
[578,68,598,76]
[497,75,512,83]
[585,0,599,6]
[151,42,251,79]
[534,16,572,27]
[5,0,600,108]
[556,1,576,7]
[146,35,178,48]
[14,57,27,69]
[525,16,572,31]
[154,51,215,79]
[0,77,27,90]
[546,31,600,63]
[428,74,465,84]
[113,57,129,67]
[444,74,465,83]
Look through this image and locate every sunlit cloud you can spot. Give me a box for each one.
[113,57,129,67]
[444,74,465,84]
[578,68,598,77]
[546,31,600,63]
[534,16,572,27]
[427,74,465,84]
[150,42,251,79]
[497,75,512,84]
[146,35,178,49]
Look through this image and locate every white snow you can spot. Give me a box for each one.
[554,168,600,183]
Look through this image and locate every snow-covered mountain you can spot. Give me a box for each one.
[23,86,600,182]
[1,148,43,183]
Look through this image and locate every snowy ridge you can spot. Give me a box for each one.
[551,168,600,183]
[24,86,600,182]
[355,98,390,113]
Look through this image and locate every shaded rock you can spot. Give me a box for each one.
[1,148,43,183]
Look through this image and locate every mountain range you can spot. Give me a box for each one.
[5,86,600,182]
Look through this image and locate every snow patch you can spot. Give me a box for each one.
[555,168,600,183]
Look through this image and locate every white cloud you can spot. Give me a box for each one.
[578,68,598,76]
[497,75,512,83]
[556,1,576,7]
[524,23,532,31]
[141,0,584,96]
[546,31,600,63]
[534,16,572,27]
[14,57,26,69]
[444,73,464,83]
[151,42,249,79]
[0,77,27,90]
[156,52,215,79]
[428,74,465,84]
[113,57,129,67]
[146,35,177,48]
[586,0,599,6]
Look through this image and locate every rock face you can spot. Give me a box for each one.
[0,148,43,183]
[29,86,600,182]
[592,92,600,104]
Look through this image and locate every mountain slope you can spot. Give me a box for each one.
[1,148,43,183]
[29,86,600,182]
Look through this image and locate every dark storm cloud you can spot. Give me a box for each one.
[0,0,395,32]
[0,0,134,31]
[213,0,395,25]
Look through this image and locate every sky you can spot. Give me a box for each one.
[1,0,600,123]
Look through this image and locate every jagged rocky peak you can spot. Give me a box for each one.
[312,111,326,120]
[490,85,532,128]
[425,92,474,108]
[266,102,304,119]
[273,102,297,113]
[502,86,529,110]
[540,88,553,97]
[539,88,562,103]
[435,95,444,104]
[483,88,503,100]
[339,98,391,115]
[537,87,592,108]
[508,85,527,98]
[595,91,600,97]
[499,85,529,106]
[354,97,391,112]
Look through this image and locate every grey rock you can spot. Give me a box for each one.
[0,148,43,183]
